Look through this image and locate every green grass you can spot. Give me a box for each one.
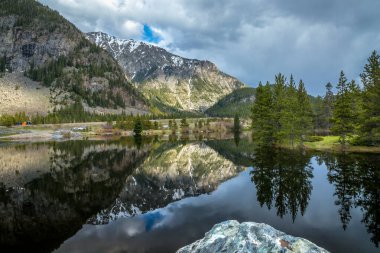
[305,136,339,149]
[304,136,380,153]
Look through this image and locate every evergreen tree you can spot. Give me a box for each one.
[133,117,143,135]
[180,118,189,128]
[0,55,6,73]
[297,79,314,144]
[332,71,357,145]
[154,121,159,130]
[323,82,334,130]
[272,73,287,142]
[313,96,325,132]
[279,74,299,146]
[251,81,275,145]
[358,50,380,145]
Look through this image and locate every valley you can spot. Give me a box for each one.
[1,1,380,253]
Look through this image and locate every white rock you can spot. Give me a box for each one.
[177,220,329,253]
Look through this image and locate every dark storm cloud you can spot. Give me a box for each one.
[39,0,380,94]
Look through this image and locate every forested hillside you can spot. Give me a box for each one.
[0,0,147,114]
[205,87,256,117]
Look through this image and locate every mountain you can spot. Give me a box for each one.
[0,0,147,115]
[205,87,256,117]
[86,32,245,113]
[88,142,244,224]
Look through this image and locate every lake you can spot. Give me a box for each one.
[0,137,379,253]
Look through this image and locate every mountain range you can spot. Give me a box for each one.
[0,0,249,117]
[86,32,245,113]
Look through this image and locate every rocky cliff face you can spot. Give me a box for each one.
[0,0,147,114]
[86,32,245,112]
[88,142,244,224]
[177,220,329,253]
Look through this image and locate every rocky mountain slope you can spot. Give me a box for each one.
[86,32,245,112]
[0,0,147,115]
[0,73,52,115]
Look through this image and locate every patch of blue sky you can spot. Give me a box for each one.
[142,24,161,43]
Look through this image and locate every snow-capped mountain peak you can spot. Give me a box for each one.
[86,31,245,112]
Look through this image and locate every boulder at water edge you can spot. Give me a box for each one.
[176,220,329,253]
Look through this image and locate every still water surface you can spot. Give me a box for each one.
[0,138,379,252]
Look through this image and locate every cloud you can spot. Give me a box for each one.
[38,0,380,95]
[122,20,144,39]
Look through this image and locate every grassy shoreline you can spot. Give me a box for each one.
[303,136,380,153]
[2,123,380,153]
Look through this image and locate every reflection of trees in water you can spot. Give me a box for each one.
[323,153,380,247]
[0,139,149,252]
[207,138,379,247]
[234,132,240,147]
[250,147,313,221]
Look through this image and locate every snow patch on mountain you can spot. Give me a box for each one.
[86,31,245,112]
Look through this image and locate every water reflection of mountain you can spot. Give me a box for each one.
[1,138,379,251]
[320,153,380,247]
[89,142,245,224]
[0,140,149,253]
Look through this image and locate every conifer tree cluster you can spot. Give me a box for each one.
[358,51,380,145]
[331,71,361,144]
[251,74,313,146]
[252,50,380,147]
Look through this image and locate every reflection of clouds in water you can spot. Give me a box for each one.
[123,219,145,237]
[141,211,164,232]
[53,148,379,253]
[143,170,253,232]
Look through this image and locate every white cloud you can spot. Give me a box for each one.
[121,20,144,39]
[38,0,380,95]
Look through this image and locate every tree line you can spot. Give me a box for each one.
[251,50,380,147]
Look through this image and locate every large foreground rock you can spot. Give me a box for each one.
[177,220,329,253]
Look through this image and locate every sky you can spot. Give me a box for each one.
[39,0,380,95]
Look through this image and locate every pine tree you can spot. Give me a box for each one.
[180,118,189,128]
[272,73,287,142]
[296,79,313,144]
[323,82,334,130]
[332,71,357,145]
[359,50,380,145]
[133,117,143,136]
[154,121,159,130]
[313,96,325,133]
[279,74,299,146]
[0,55,6,73]
[251,81,275,145]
